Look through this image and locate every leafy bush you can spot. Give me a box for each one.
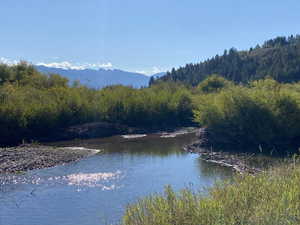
[196,74,233,93]
[193,78,300,152]
[0,63,194,145]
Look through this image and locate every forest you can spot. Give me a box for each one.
[151,35,300,86]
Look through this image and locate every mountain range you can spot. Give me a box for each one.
[36,65,165,88]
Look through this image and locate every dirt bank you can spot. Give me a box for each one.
[0,144,100,173]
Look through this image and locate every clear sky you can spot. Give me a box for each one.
[1,0,300,74]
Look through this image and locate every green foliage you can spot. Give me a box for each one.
[193,78,300,152]
[97,82,194,127]
[152,35,300,86]
[0,63,194,145]
[3,61,300,151]
[0,62,69,88]
[122,165,300,225]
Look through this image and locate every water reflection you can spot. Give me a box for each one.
[50,133,198,157]
[196,158,233,179]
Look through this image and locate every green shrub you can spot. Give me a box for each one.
[0,63,195,145]
[193,78,300,152]
[196,75,233,94]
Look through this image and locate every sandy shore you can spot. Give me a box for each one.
[0,144,100,173]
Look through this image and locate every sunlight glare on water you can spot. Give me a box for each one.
[66,171,122,190]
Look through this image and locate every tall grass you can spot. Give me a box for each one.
[122,164,300,225]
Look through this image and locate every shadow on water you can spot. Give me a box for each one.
[196,159,233,179]
[49,133,199,157]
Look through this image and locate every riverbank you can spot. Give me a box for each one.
[0,127,197,173]
[1,122,197,147]
[184,136,262,174]
[0,144,100,173]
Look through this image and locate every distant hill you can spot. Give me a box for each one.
[152,35,300,86]
[36,66,163,88]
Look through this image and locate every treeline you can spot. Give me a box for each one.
[151,35,300,86]
[193,76,300,153]
[2,62,300,153]
[0,63,194,145]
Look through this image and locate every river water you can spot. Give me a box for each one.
[0,132,232,225]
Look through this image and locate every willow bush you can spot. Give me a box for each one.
[193,78,300,152]
[0,63,194,145]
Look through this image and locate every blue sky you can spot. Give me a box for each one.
[1,0,300,75]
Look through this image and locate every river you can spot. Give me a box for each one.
[0,131,233,225]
